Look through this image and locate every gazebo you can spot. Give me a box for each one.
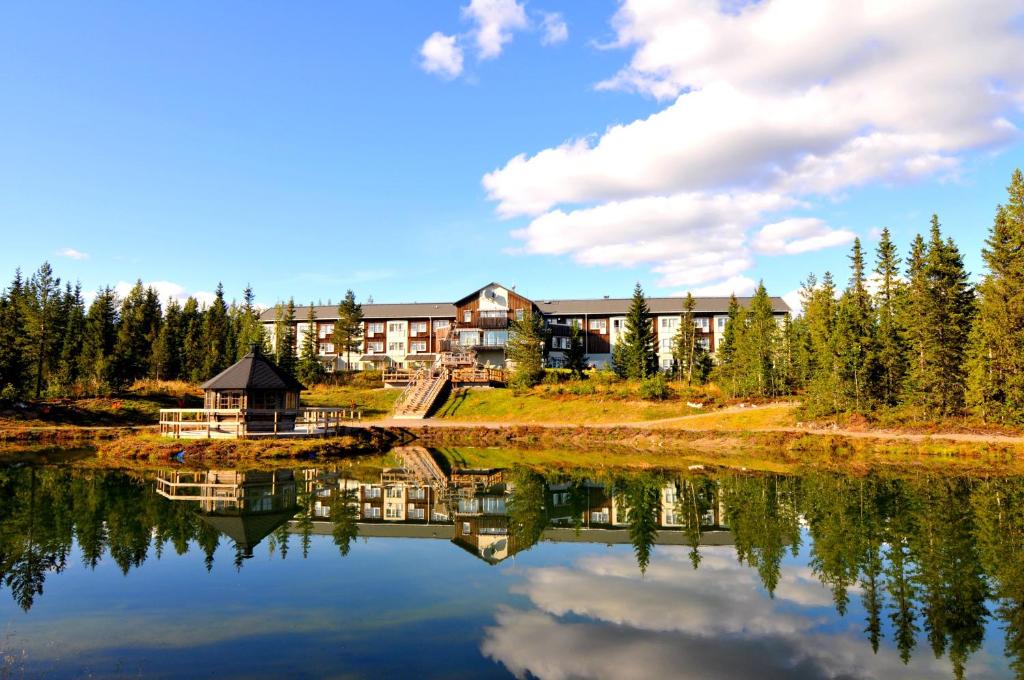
[200,346,305,432]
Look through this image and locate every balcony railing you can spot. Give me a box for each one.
[477,316,509,329]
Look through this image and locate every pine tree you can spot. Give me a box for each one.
[25,262,61,398]
[233,285,265,360]
[274,299,298,378]
[53,283,85,392]
[673,293,698,385]
[201,283,230,381]
[833,239,877,412]
[904,217,974,416]
[109,281,162,389]
[565,319,587,378]
[874,228,908,406]
[506,309,547,387]
[79,287,119,393]
[967,169,1024,422]
[620,283,657,380]
[296,303,325,385]
[803,272,840,416]
[0,271,30,398]
[714,294,741,394]
[734,281,780,397]
[180,296,206,383]
[152,298,184,380]
[332,290,364,371]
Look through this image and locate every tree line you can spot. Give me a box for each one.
[0,271,269,398]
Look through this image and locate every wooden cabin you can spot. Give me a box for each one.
[200,346,305,432]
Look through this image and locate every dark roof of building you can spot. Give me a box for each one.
[259,302,456,323]
[535,296,790,316]
[200,350,306,391]
[261,294,789,322]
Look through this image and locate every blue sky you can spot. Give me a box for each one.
[1,1,1022,310]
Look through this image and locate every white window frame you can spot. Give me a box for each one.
[589,319,607,332]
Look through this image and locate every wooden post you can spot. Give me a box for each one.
[274,410,279,434]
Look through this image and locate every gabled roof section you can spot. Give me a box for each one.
[200,350,306,391]
[452,282,534,307]
[535,296,790,316]
[259,302,456,323]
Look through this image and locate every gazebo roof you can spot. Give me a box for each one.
[200,349,305,391]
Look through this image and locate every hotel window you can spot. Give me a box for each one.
[408,487,426,500]
[660,317,679,330]
[433,319,450,330]
[319,324,334,338]
[367,341,384,353]
[463,310,472,323]
[459,331,479,346]
[368,322,384,335]
[386,487,402,498]
[697,337,710,350]
[660,357,674,369]
[590,511,609,524]
[613,319,623,331]
[660,338,673,350]
[716,317,728,331]
[694,317,710,332]
[664,488,677,504]
[410,341,428,353]
[411,321,428,335]
[589,319,607,332]
[388,341,405,352]
[462,522,471,534]
[552,336,570,350]
[367,507,381,519]
[385,506,401,519]
[665,510,680,525]
[409,508,425,520]
[365,487,381,498]
[481,497,507,514]
[388,322,404,332]
[480,310,504,318]
[552,492,569,506]
[515,308,525,320]
[321,342,335,354]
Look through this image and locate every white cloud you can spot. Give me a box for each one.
[753,218,856,255]
[539,12,568,45]
[113,280,216,307]
[462,0,528,59]
[420,32,464,79]
[683,276,758,297]
[485,0,1024,293]
[56,247,89,260]
[782,287,803,316]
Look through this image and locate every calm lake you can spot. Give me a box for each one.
[1,446,1022,679]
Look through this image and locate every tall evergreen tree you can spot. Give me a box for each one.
[180,296,206,383]
[296,303,325,385]
[874,228,908,406]
[673,293,698,385]
[506,308,547,387]
[25,262,61,398]
[233,285,265,360]
[274,299,298,378]
[968,169,1024,422]
[620,283,657,380]
[79,287,119,393]
[904,217,974,415]
[201,283,230,381]
[833,239,878,413]
[803,272,841,415]
[331,290,364,371]
[730,282,780,397]
[0,271,30,398]
[109,281,162,389]
[53,283,85,392]
[152,298,184,381]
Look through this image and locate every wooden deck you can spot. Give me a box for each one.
[158,407,361,439]
[383,367,506,387]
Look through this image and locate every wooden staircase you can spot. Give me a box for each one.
[392,367,451,419]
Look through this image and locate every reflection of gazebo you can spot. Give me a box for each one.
[156,469,299,558]
[200,346,305,432]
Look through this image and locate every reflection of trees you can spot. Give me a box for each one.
[331,490,359,557]
[616,474,661,575]
[508,467,547,553]
[723,475,801,596]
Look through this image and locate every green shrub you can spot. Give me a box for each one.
[350,370,383,388]
[566,380,596,396]
[589,369,622,386]
[639,373,670,401]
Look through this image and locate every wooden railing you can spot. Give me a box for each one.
[158,407,362,439]
[451,367,507,385]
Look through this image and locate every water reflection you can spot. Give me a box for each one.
[1,451,1023,678]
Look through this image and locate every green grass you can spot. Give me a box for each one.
[301,385,401,420]
[660,404,799,430]
[435,386,700,424]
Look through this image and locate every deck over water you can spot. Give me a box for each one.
[159,407,362,439]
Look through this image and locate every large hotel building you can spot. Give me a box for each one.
[261,282,790,372]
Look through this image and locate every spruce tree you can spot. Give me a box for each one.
[53,283,85,392]
[506,309,547,387]
[332,290,364,371]
[714,294,741,393]
[874,228,908,406]
[26,262,61,398]
[565,319,587,378]
[0,272,30,398]
[296,303,325,385]
[968,169,1024,422]
[79,287,119,393]
[152,298,184,381]
[233,285,265,360]
[201,283,230,380]
[833,239,877,412]
[180,296,205,383]
[109,281,162,389]
[275,299,298,378]
[672,293,698,385]
[734,281,780,397]
[621,283,657,380]
[803,272,840,415]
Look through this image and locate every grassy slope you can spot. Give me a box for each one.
[435,386,701,423]
[301,385,401,420]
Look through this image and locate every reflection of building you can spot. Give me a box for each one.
[546,481,727,531]
[452,470,519,565]
[156,470,298,557]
